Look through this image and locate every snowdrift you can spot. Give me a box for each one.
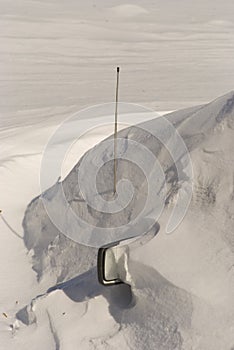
[19,91,234,349]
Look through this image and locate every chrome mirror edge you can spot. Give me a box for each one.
[97,245,124,286]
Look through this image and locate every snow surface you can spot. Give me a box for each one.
[1,1,234,349]
[2,0,234,117]
[1,92,234,350]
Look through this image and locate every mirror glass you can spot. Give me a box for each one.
[104,247,119,281]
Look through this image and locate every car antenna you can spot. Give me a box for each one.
[114,66,120,194]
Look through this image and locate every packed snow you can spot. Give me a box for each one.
[1,1,234,349]
[1,92,234,349]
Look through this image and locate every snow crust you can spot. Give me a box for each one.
[5,91,233,350]
[1,1,234,348]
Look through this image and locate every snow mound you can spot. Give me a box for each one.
[21,91,234,349]
[109,4,149,18]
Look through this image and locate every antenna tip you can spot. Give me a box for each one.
[117,67,120,72]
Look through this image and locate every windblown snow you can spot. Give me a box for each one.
[0,92,233,350]
[1,1,234,349]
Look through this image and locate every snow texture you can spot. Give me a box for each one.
[1,0,234,348]
[19,91,234,349]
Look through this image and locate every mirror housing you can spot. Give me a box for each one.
[97,242,124,286]
[97,222,160,286]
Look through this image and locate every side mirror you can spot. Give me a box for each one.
[97,222,160,286]
[97,242,125,286]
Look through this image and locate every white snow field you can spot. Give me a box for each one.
[1,0,234,349]
[1,92,234,350]
[1,0,234,116]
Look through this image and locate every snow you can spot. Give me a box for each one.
[1,92,234,349]
[1,1,234,349]
[2,0,234,116]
